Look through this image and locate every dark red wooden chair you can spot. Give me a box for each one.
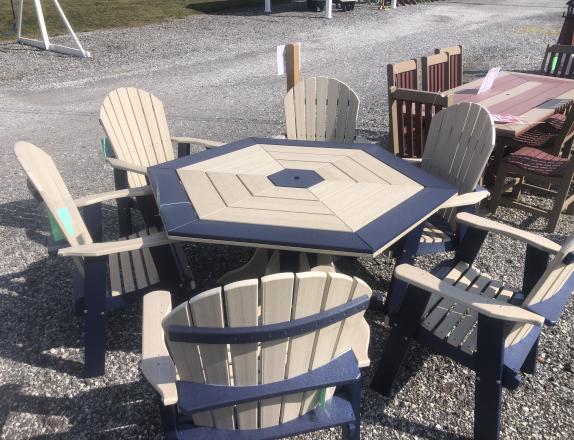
[422,52,450,93]
[435,45,463,89]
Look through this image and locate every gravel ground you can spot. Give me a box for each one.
[1,0,573,438]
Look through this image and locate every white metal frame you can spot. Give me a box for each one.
[17,0,91,58]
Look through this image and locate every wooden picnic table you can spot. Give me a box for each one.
[446,71,574,138]
[147,138,457,266]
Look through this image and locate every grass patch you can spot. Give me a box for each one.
[0,0,262,41]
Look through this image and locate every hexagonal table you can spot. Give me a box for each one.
[148,138,457,257]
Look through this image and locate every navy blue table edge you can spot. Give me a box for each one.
[147,138,457,256]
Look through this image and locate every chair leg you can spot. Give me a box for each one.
[160,403,179,439]
[83,256,108,377]
[342,378,361,440]
[547,176,571,232]
[474,315,505,440]
[372,285,431,396]
[521,337,539,375]
[117,198,132,237]
[489,163,510,212]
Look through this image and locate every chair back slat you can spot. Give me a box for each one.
[260,273,295,428]
[100,87,175,187]
[224,279,259,429]
[422,52,450,93]
[436,45,463,88]
[389,87,453,157]
[541,45,574,79]
[164,271,371,430]
[14,142,92,248]
[387,59,419,90]
[284,77,360,143]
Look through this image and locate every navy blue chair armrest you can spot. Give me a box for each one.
[176,350,360,415]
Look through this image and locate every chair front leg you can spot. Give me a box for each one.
[384,224,424,315]
[113,168,132,236]
[83,256,108,377]
[474,315,505,440]
[342,377,362,440]
[371,284,431,396]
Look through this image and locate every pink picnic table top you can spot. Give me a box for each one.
[446,71,574,138]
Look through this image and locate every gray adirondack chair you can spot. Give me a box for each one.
[15,141,190,377]
[284,77,360,143]
[373,212,574,439]
[142,271,372,438]
[99,87,224,235]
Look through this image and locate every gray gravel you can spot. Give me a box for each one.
[1,0,573,438]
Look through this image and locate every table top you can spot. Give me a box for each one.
[148,138,457,257]
[448,71,574,138]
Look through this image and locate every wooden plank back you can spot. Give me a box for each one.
[284,77,360,143]
[164,271,371,430]
[435,45,463,88]
[100,87,175,188]
[389,87,454,157]
[422,52,450,93]
[540,45,574,79]
[14,142,92,248]
[387,59,419,90]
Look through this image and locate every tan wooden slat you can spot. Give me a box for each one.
[136,89,167,164]
[178,170,227,217]
[189,288,235,429]
[260,273,295,428]
[315,163,356,182]
[281,272,328,423]
[237,174,274,195]
[186,145,283,176]
[294,79,307,140]
[276,159,330,170]
[264,250,281,275]
[315,77,329,141]
[349,151,417,185]
[260,145,354,156]
[139,229,160,285]
[268,151,351,163]
[334,85,350,142]
[118,238,136,294]
[149,94,175,162]
[108,252,122,296]
[284,88,297,139]
[305,77,317,141]
[324,80,339,141]
[331,157,385,183]
[257,187,318,201]
[300,273,355,414]
[163,300,213,427]
[125,87,157,166]
[224,279,259,429]
[205,207,351,232]
[231,196,333,215]
[207,172,252,205]
[308,180,355,200]
[128,233,148,290]
[343,92,359,143]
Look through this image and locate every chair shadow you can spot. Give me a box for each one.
[0,381,161,439]
[0,198,150,377]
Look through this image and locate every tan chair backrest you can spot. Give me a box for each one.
[163,271,371,430]
[100,87,175,188]
[14,142,92,248]
[435,45,463,89]
[284,77,360,143]
[421,102,495,194]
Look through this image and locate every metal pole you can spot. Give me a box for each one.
[264,0,271,13]
[325,0,332,18]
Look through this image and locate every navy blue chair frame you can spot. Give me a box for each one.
[371,224,571,440]
[46,201,188,377]
[160,295,370,440]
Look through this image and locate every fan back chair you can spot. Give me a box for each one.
[373,212,573,440]
[142,271,372,439]
[15,141,190,377]
[99,87,223,235]
[284,77,360,143]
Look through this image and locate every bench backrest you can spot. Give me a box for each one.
[100,87,175,188]
[14,141,92,248]
[163,271,371,430]
[422,52,450,93]
[540,44,574,78]
[389,87,454,157]
[435,45,463,89]
[284,77,360,143]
